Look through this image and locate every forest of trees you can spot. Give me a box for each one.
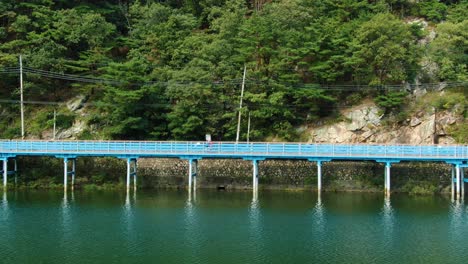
[0,0,467,141]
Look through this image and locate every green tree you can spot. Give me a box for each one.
[346,13,421,85]
[430,20,468,81]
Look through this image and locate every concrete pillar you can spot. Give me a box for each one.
[71,159,76,188]
[252,160,259,192]
[133,159,137,190]
[386,162,391,195]
[193,160,197,191]
[456,164,460,198]
[451,165,455,198]
[317,161,322,192]
[126,158,131,190]
[188,159,193,191]
[2,158,7,188]
[63,158,68,191]
[462,167,465,198]
[384,164,388,194]
[14,159,17,185]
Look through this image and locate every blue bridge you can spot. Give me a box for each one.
[1,140,467,197]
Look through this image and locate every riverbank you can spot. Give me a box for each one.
[5,157,459,195]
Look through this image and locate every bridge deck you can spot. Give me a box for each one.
[1,140,467,162]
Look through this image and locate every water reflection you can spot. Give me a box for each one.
[313,193,325,229]
[248,192,263,259]
[60,191,74,260]
[381,196,395,247]
[122,189,137,254]
[187,188,197,204]
[184,189,201,263]
[449,200,464,236]
[1,191,8,219]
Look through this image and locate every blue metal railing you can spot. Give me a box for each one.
[0,140,467,160]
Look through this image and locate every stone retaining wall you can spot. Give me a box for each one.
[16,157,458,193]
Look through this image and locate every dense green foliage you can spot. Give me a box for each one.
[0,0,467,141]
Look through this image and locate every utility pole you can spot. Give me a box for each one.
[247,111,251,143]
[19,55,25,139]
[53,109,56,140]
[235,65,247,143]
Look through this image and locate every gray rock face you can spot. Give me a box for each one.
[309,101,460,144]
[67,95,87,111]
[55,119,87,140]
[312,103,382,143]
[410,117,422,127]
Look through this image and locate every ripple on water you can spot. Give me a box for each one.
[0,190,468,263]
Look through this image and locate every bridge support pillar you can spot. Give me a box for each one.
[308,159,330,193]
[63,158,76,191]
[462,167,465,198]
[451,165,455,199]
[456,164,460,199]
[71,159,76,190]
[188,159,198,192]
[252,160,259,192]
[384,162,391,196]
[126,158,137,191]
[317,161,322,192]
[14,159,17,185]
[63,158,68,191]
[2,158,7,188]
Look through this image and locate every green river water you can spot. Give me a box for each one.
[0,189,467,263]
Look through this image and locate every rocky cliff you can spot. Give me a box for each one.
[308,90,465,144]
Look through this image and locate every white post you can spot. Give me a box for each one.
[133,159,137,190]
[384,164,387,194]
[386,162,391,195]
[451,165,455,198]
[188,159,193,191]
[126,158,131,190]
[317,161,322,192]
[19,55,25,139]
[462,167,465,198]
[14,159,17,185]
[71,159,76,188]
[456,164,460,199]
[235,65,247,143]
[3,159,7,188]
[193,160,197,191]
[63,158,68,191]
[252,160,258,191]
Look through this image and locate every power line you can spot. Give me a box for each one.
[0,98,375,111]
[1,66,468,90]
